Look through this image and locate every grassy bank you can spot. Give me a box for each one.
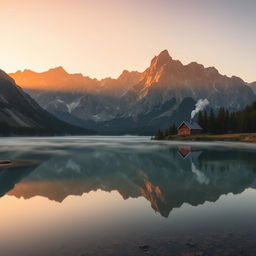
[160,133,256,143]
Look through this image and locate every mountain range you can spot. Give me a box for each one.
[10,67,141,96]
[9,50,256,135]
[0,69,92,135]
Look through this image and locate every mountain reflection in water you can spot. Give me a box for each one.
[0,137,256,217]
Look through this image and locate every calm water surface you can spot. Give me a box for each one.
[0,136,256,256]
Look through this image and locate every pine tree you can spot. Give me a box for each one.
[168,124,177,135]
[197,111,204,130]
[155,129,164,140]
[216,107,226,133]
[203,110,208,132]
[208,108,216,133]
[225,109,230,133]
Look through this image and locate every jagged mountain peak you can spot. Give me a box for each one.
[186,61,204,70]
[118,70,141,82]
[119,69,135,78]
[13,66,68,76]
[150,49,172,68]
[48,66,67,74]
[157,49,171,60]
[128,49,255,113]
[119,69,130,75]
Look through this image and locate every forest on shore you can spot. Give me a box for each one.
[154,101,256,140]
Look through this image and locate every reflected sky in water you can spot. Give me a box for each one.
[0,136,256,256]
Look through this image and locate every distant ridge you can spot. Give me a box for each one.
[10,67,142,96]
[0,69,93,135]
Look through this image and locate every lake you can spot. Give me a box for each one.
[0,136,256,256]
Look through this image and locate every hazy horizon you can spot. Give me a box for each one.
[1,0,256,82]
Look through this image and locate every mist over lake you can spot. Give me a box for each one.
[0,136,256,256]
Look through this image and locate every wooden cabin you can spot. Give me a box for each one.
[178,121,202,135]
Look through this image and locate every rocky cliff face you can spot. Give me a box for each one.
[128,50,254,111]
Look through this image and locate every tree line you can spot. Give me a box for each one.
[198,101,256,134]
[154,101,256,139]
[154,124,177,140]
[0,121,81,136]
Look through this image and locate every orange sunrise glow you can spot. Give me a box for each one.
[1,0,256,82]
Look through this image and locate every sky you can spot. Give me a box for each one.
[1,0,256,82]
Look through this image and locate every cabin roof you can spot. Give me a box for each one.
[178,121,203,130]
[178,150,202,159]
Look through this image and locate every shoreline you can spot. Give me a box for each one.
[154,133,256,143]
